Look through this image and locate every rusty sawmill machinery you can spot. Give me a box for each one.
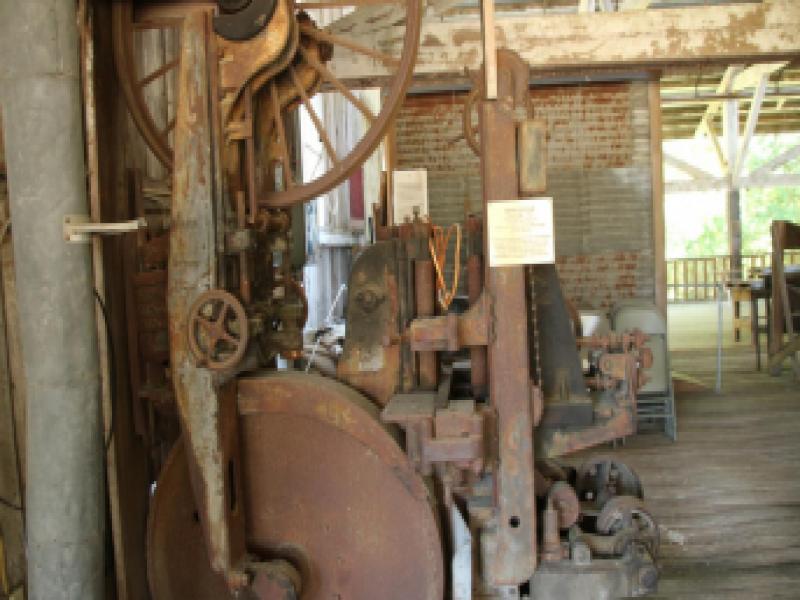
[113,0,661,597]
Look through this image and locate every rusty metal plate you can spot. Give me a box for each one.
[518,119,547,195]
[148,372,443,599]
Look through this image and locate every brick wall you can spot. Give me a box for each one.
[395,81,654,309]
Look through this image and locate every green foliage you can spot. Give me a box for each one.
[684,214,726,256]
[742,186,800,253]
[680,188,800,256]
[672,133,800,258]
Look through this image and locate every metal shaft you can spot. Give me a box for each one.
[0,1,104,598]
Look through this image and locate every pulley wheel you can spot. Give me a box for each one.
[147,372,444,599]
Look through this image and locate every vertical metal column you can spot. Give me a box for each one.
[0,1,104,598]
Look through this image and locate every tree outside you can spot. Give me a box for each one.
[665,132,800,259]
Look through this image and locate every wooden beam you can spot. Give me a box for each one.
[481,0,497,99]
[747,143,800,179]
[767,335,800,376]
[701,116,727,174]
[330,0,800,83]
[666,172,800,192]
[666,123,800,139]
[723,97,739,172]
[733,73,769,180]
[693,62,787,138]
[745,172,800,188]
[663,152,716,180]
[693,65,742,139]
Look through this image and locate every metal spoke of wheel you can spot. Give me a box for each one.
[160,118,176,138]
[214,302,230,328]
[262,0,421,208]
[270,81,295,189]
[298,45,376,124]
[112,2,175,170]
[299,23,399,69]
[218,330,239,346]
[139,58,179,88]
[289,65,339,167]
[194,315,217,334]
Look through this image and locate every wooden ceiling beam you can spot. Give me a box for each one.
[329,0,800,84]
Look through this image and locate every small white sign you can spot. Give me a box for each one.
[392,169,428,224]
[487,198,555,267]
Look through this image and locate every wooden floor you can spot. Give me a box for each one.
[575,303,800,599]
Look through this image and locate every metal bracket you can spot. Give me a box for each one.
[63,215,147,243]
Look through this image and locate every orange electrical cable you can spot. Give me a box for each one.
[428,223,461,311]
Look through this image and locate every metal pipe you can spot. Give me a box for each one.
[0,1,104,598]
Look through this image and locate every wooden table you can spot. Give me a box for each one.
[727,281,751,343]
[749,282,771,371]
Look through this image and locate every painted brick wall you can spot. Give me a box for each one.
[395,81,654,309]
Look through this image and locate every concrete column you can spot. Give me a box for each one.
[0,1,104,599]
[727,187,742,278]
[723,98,742,280]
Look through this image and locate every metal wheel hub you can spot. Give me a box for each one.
[147,372,444,599]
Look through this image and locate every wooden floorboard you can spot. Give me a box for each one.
[570,303,800,599]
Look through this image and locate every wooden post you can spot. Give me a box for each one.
[480,0,497,100]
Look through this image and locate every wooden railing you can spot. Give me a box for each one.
[667,251,800,302]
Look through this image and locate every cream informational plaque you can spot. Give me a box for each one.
[392,169,428,224]
[487,198,555,267]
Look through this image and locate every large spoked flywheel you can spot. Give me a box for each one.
[112,0,422,209]
[147,373,444,599]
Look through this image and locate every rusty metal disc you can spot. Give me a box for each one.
[148,372,444,599]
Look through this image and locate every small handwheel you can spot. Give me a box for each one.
[596,496,660,559]
[575,456,644,508]
[187,289,250,371]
